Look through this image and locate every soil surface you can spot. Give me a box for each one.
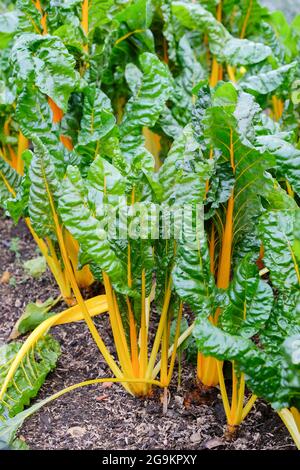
[0,213,297,450]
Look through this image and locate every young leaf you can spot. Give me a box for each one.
[23,256,47,279]
[11,298,57,337]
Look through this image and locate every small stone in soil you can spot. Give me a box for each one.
[190,432,202,444]
[67,426,87,439]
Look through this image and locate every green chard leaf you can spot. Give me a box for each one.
[256,134,300,197]
[0,335,60,449]
[158,124,211,206]
[11,297,58,337]
[220,256,273,338]
[240,62,297,96]
[77,86,116,146]
[11,33,78,112]
[28,138,61,238]
[172,1,272,66]
[0,158,22,206]
[58,165,128,292]
[259,205,300,290]
[120,52,172,136]
[0,335,60,419]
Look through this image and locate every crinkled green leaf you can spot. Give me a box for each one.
[256,135,300,196]
[11,33,77,112]
[28,138,60,238]
[220,257,273,338]
[116,0,153,29]
[58,165,128,291]
[16,0,43,34]
[205,86,275,259]
[172,1,272,66]
[86,154,126,213]
[259,206,300,290]
[171,34,205,127]
[240,62,297,96]
[0,335,60,419]
[0,335,60,449]
[15,84,53,139]
[159,124,211,205]
[120,52,172,136]
[0,158,21,206]
[77,86,116,146]
[172,224,216,317]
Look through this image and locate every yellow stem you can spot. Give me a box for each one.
[102,272,133,381]
[217,192,234,289]
[82,0,88,34]
[115,29,145,46]
[17,132,28,175]
[125,187,140,377]
[241,394,257,421]
[286,181,294,198]
[240,0,253,39]
[230,363,238,418]
[63,230,94,288]
[160,316,170,387]
[45,236,72,301]
[126,297,140,376]
[210,58,220,87]
[201,356,219,387]
[113,290,135,376]
[146,277,172,379]
[166,302,183,384]
[217,1,222,22]
[209,1,223,87]
[152,322,194,379]
[227,65,236,82]
[291,407,300,432]
[143,127,162,170]
[234,373,246,425]
[217,360,231,422]
[139,269,148,378]
[82,0,89,52]
[272,95,284,122]
[0,296,108,401]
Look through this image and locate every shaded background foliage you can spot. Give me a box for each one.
[261,0,300,21]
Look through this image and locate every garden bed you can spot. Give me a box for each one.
[0,213,296,450]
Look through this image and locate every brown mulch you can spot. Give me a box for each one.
[0,213,296,450]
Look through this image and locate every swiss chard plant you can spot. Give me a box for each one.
[174,79,300,445]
